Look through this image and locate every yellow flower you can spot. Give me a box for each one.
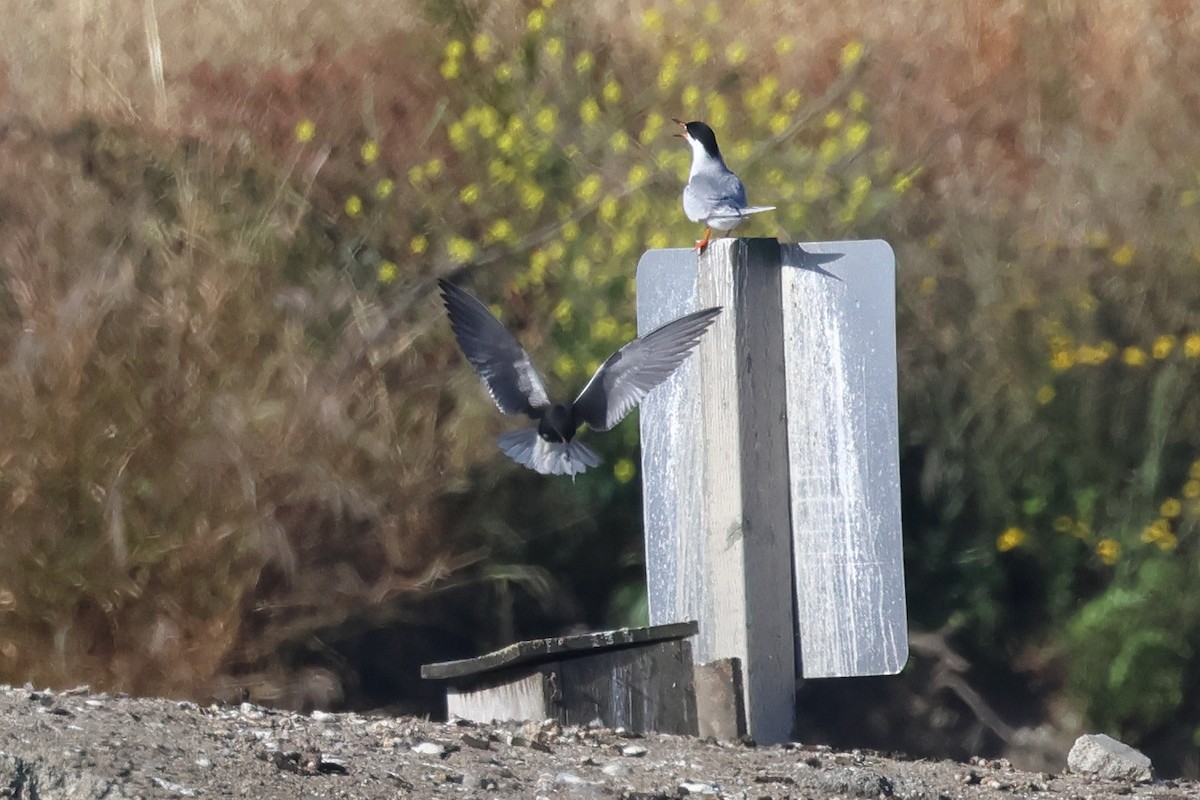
[647,232,669,249]
[561,221,580,242]
[409,235,428,254]
[628,164,649,187]
[534,107,558,134]
[1122,346,1147,367]
[691,41,711,65]
[1095,538,1121,565]
[459,184,480,204]
[840,39,865,69]
[703,2,719,24]
[725,41,748,66]
[374,178,395,200]
[919,275,938,296]
[544,37,563,58]
[444,40,466,59]
[1052,515,1073,533]
[613,458,636,483]
[783,89,802,111]
[599,196,618,222]
[846,120,870,149]
[376,260,397,284]
[579,98,601,125]
[1156,532,1178,552]
[996,526,1027,552]
[578,173,604,203]
[641,8,663,31]
[602,80,622,104]
[774,36,794,56]
[824,110,844,130]
[520,182,545,210]
[496,63,513,83]
[294,119,316,143]
[471,34,492,58]
[593,316,619,340]
[553,298,572,324]
[1036,384,1056,405]
[1152,335,1176,359]
[819,138,840,161]
[1049,350,1074,371]
[1111,243,1134,266]
[768,113,789,135]
[485,219,514,244]
[1184,333,1200,358]
[526,8,546,32]
[447,237,475,261]
[1183,480,1200,499]
[344,195,363,217]
[1075,345,1109,366]
[1191,460,1200,480]
[407,165,425,184]
[848,90,867,112]
[1180,189,1198,208]
[609,130,629,153]
[554,353,576,378]
[574,51,594,73]
[1161,498,1183,518]
[440,59,461,80]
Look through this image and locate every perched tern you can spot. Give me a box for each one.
[439,279,721,477]
[673,118,775,253]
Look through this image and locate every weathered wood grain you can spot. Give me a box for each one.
[637,238,797,745]
[780,240,908,678]
[421,621,697,680]
[693,658,746,740]
[446,671,550,724]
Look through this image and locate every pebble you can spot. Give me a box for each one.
[412,741,446,757]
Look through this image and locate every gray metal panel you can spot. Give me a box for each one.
[780,240,908,677]
[637,239,796,745]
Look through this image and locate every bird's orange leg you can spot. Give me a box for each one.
[695,227,712,254]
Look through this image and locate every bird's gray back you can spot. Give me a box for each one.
[682,168,748,222]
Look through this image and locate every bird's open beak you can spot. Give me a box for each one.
[671,118,687,139]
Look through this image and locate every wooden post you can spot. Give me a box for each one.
[637,238,908,742]
[637,238,796,744]
[780,240,908,678]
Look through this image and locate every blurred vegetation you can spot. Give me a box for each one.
[1,0,1200,775]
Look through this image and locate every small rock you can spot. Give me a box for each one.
[150,776,196,796]
[1067,734,1153,782]
[679,780,719,795]
[412,741,447,757]
[194,757,213,769]
[620,744,648,757]
[310,709,334,722]
[461,733,491,750]
[601,762,629,778]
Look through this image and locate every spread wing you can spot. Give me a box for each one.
[439,280,550,418]
[572,307,722,432]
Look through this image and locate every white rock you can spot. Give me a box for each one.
[679,780,719,795]
[1067,733,1153,782]
[620,744,648,757]
[412,741,446,756]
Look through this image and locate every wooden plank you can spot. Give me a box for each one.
[780,240,908,677]
[421,621,698,680]
[693,658,745,740]
[637,238,797,745]
[446,669,550,724]
[556,639,698,735]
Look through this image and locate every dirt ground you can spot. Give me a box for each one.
[0,683,1193,800]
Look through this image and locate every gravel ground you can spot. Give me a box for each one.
[0,684,1194,799]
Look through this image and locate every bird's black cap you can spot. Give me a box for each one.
[675,119,723,161]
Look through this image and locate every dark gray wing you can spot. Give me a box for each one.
[572,307,722,431]
[439,280,551,418]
